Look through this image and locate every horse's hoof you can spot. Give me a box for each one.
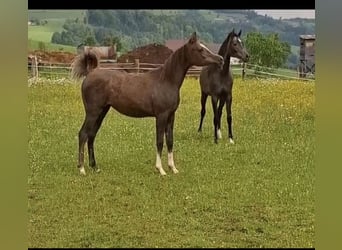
[229,138,235,144]
[94,168,101,173]
[169,166,179,174]
[79,168,86,176]
[156,167,167,176]
[217,129,222,139]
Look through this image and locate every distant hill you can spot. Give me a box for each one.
[28,9,315,68]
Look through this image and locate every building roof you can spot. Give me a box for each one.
[300,35,315,40]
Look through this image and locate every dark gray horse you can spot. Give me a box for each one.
[198,29,249,143]
[72,32,223,176]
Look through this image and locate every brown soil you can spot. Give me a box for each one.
[117,43,172,64]
[28,43,173,65]
[28,50,77,64]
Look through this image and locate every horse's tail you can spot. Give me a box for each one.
[71,51,99,79]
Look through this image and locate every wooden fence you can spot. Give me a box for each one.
[28,58,247,78]
[28,58,314,81]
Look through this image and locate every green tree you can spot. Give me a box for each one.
[84,36,96,46]
[245,32,291,72]
[51,20,96,46]
[51,32,61,44]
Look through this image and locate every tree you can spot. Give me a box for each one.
[245,32,291,72]
[51,32,61,44]
[84,36,96,46]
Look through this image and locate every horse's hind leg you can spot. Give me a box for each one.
[78,121,88,175]
[165,112,178,174]
[198,91,208,132]
[87,105,110,172]
[217,98,225,140]
[77,106,108,175]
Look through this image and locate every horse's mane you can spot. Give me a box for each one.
[160,45,187,81]
[217,31,235,59]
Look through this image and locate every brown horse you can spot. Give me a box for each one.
[72,32,223,176]
[198,29,249,143]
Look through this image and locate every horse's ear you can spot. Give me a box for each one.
[189,32,198,44]
[232,28,235,34]
[238,29,242,37]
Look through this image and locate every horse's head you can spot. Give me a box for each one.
[185,32,224,68]
[226,29,249,62]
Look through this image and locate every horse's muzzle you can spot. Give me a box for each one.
[244,53,250,62]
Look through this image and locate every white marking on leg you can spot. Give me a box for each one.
[80,167,86,175]
[217,129,222,139]
[156,153,166,176]
[229,138,235,144]
[168,152,179,174]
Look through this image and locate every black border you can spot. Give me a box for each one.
[28,0,315,10]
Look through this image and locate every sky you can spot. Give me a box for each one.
[253,10,315,19]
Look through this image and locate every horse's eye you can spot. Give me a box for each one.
[198,48,203,52]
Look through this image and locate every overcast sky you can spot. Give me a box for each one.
[253,10,315,19]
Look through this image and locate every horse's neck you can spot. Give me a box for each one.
[219,38,231,74]
[161,49,189,88]
[222,54,231,74]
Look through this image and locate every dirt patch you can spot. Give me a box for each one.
[117,43,173,64]
[28,50,77,64]
[29,43,173,65]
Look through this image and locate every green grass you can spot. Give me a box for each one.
[28,10,84,52]
[28,39,76,53]
[28,77,315,248]
[28,19,67,43]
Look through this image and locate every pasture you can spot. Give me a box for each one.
[28,10,83,52]
[28,77,315,248]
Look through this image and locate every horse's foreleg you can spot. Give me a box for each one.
[198,91,208,132]
[165,112,178,174]
[226,93,234,144]
[155,114,168,176]
[211,96,219,143]
[217,98,225,139]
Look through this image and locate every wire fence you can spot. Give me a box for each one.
[27,58,315,82]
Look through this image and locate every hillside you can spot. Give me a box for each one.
[28,10,315,67]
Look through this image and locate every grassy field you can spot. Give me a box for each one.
[28,10,83,52]
[28,77,315,248]
[28,39,76,53]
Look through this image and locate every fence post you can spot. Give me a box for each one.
[31,56,39,78]
[135,59,140,73]
[242,62,246,80]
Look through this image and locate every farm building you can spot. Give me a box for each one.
[77,44,117,60]
[299,35,315,78]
